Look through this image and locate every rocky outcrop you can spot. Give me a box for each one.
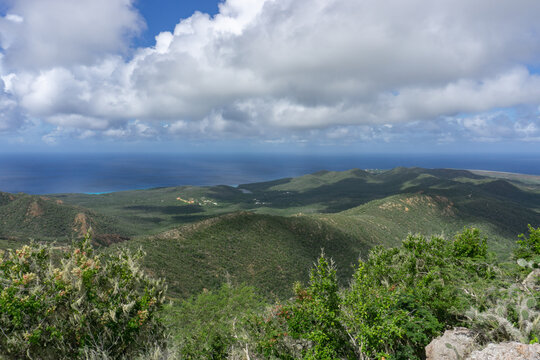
[73,212,90,236]
[465,342,540,360]
[426,328,540,360]
[26,200,44,218]
[426,327,478,360]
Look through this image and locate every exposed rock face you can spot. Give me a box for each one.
[426,328,540,360]
[93,234,130,246]
[73,213,90,236]
[465,342,540,360]
[426,327,478,360]
[26,200,44,218]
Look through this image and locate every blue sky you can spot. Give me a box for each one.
[134,0,221,48]
[1,0,540,154]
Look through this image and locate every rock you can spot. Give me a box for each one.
[426,327,478,360]
[465,342,540,360]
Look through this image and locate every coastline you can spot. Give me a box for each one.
[468,169,540,184]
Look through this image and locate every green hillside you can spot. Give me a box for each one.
[1,167,539,299]
[115,190,538,300]
[114,212,370,299]
[0,192,127,246]
[49,167,540,233]
[113,194,463,299]
[52,186,243,235]
[316,193,523,255]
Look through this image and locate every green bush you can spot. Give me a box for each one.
[245,253,354,360]
[245,303,300,360]
[342,260,442,360]
[0,235,167,359]
[515,224,540,260]
[244,229,496,359]
[285,254,353,359]
[341,229,498,359]
[166,283,266,359]
[453,227,488,259]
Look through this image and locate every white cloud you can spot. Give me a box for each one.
[5,14,23,24]
[0,0,144,71]
[0,74,25,132]
[326,127,350,139]
[0,93,22,132]
[2,0,540,145]
[46,114,110,130]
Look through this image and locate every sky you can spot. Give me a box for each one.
[1,0,540,154]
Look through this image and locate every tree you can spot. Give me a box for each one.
[516,224,540,260]
[453,227,488,259]
[283,252,353,359]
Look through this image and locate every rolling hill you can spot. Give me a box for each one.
[122,188,538,299]
[1,167,539,299]
[113,212,369,299]
[0,192,128,247]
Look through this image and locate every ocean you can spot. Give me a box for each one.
[0,153,539,195]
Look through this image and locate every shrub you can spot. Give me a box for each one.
[166,283,265,359]
[341,229,498,359]
[245,302,301,360]
[247,230,495,359]
[342,253,442,360]
[465,226,540,346]
[453,227,488,259]
[465,273,540,345]
[516,225,540,260]
[0,235,167,359]
[246,252,354,360]
[285,253,353,359]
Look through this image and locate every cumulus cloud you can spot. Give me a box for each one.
[2,0,540,145]
[5,14,23,24]
[456,110,540,142]
[0,0,144,71]
[0,91,23,132]
[0,73,25,132]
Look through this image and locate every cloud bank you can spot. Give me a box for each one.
[1,0,540,146]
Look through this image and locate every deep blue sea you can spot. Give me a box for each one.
[0,153,539,195]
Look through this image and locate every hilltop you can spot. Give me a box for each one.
[115,212,369,298]
[0,192,128,247]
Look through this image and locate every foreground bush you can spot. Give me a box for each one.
[166,283,265,359]
[515,224,540,261]
[246,254,354,360]
[0,235,167,359]
[246,228,499,359]
[341,231,497,359]
[175,226,537,359]
[464,225,540,345]
[466,284,539,344]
